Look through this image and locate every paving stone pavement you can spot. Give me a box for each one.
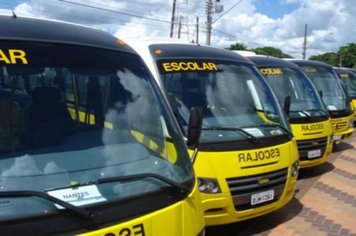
[206,134,356,236]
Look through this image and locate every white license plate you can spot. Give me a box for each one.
[333,135,342,141]
[308,149,321,158]
[251,190,274,205]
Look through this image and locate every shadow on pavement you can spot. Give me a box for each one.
[332,142,354,153]
[298,162,335,180]
[205,197,304,236]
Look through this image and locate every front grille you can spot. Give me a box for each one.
[296,136,328,161]
[226,168,288,211]
[332,121,348,131]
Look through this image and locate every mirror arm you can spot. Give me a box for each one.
[190,147,199,165]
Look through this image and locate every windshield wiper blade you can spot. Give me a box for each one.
[304,109,329,116]
[0,190,92,219]
[95,173,191,195]
[202,126,260,144]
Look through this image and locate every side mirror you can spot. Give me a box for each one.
[186,107,203,147]
[186,107,203,164]
[319,90,323,98]
[283,95,291,116]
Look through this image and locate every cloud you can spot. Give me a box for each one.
[9,0,356,58]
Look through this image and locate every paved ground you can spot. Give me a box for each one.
[206,135,356,236]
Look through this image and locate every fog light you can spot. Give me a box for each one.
[198,178,221,194]
[291,161,299,177]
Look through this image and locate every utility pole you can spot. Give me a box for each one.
[170,0,177,38]
[302,23,308,59]
[178,16,182,39]
[196,16,199,44]
[206,0,213,45]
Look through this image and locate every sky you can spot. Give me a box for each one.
[0,0,355,58]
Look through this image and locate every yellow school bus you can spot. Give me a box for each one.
[334,67,356,124]
[248,56,333,168]
[130,40,299,226]
[0,15,204,235]
[289,60,354,144]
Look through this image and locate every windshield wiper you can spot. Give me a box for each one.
[0,190,92,219]
[304,109,329,116]
[202,126,260,144]
[94,173,191,195]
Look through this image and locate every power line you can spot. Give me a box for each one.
[58,0,172,24]
[212,28,265,47]
[212,0,246,24]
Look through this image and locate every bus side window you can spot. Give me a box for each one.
[86,77,104,127]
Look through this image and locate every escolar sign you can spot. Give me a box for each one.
[0,49,28,64]
[162,61,217,72]
[260,68,283,75]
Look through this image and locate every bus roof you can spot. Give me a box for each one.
[131,39,253,65]
[0,15,134,53]
[287,59,332,68]
[248,56,300,69]
[333,67,355,74]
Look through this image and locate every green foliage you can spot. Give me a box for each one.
[226,43,247,50]
[338,43,356,68]
[309,52,338,66]
[252,47,293,58]
[309,43,356,68]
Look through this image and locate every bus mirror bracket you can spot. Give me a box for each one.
[319,90,323,98]
[186,107,203,164]
[283,95,291,116]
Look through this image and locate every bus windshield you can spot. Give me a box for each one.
[302,66,348,111]
[157,59,290,145]
[0,42,192,221]
[260,67,327,119]
[339,71,356,99]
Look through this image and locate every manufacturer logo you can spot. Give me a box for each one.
[258,177,269,185]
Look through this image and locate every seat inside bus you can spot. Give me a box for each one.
[26,86,74,148]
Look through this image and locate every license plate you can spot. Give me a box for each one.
[333,135,342,141]
[308,149,321,158]
[251,190,274,205]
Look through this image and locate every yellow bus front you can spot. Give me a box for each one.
[335,69,356,124]
[193,140,298,225]
[291,121,333,168]
[80,182,204,236]
[293,62,355,144]
[0,22,204,235]
[251,61,334,169]
[145,44,299,226]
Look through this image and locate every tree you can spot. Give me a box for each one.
[308,43,356,68]
[338,43,356,68]
[226,43,247,51]
[309,52,338,66]
[251,47,293,58]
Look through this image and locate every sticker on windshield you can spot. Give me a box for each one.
[47,185,106,209]
[242,128,264,137]
[327,105,338,111]
[270,129,283,135]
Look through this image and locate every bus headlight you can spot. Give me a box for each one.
[198,178,221,193]
[291,161,299,177]
[349,120,354,128]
